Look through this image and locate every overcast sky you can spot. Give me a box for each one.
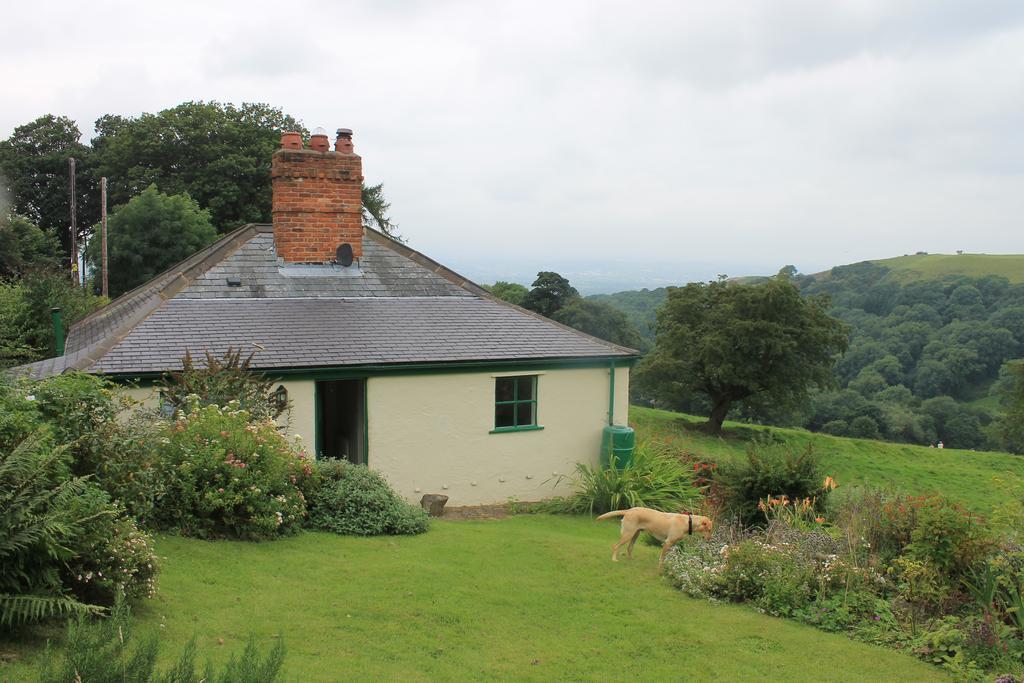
[2,1,1023,290]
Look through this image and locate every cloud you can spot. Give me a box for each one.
[1,0,1023,283]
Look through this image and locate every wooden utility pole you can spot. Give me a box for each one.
[68,157,78,285]
[101,177,109,297]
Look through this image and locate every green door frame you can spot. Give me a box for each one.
[314,378,369,465]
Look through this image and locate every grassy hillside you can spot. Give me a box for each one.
[631,405,1024,514]
[865,252,1024,284]
[1,519,942,681]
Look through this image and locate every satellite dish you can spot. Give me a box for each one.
[336,243,354,267]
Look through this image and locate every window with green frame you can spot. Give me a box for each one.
[493,375,540,432]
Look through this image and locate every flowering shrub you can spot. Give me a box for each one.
[306,459,428,536]
[65,487,158,604]
[1,432,158,628]
[713,436,827,525]
[664,485,1024,679]
[153,400,312,540]
[28,371,166,524]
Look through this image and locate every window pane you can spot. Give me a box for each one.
[516,375,535,401]
[495,403,515,428]
[516,401,536,427]
[496,377,515,402]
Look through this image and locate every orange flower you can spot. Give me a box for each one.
[815,517,825,524]
[823,476,838,490]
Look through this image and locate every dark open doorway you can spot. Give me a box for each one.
[316,379,366,464]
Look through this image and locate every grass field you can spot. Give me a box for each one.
[631,405,1024,513]
[868,252,1024,284]
[1,517,943,682]
[7,406,1022,680]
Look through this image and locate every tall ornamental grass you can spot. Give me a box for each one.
[545,441,702,515]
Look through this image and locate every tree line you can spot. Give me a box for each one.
[589,262,1024,452]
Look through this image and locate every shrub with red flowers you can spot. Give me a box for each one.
[152,399,313,540]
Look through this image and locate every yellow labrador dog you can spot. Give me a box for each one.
[597,507,713,568]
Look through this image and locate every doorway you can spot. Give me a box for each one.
[316,379,366,464]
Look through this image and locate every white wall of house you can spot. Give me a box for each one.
[365,366,630,506]
[122,365,630,507]
[277,379,316,447]
[123,385,159,410]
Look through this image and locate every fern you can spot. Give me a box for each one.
[0,433,104,628]
[0,593,101,627]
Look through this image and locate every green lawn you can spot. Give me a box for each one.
[2,516,943,682]
[631,406,1024,513]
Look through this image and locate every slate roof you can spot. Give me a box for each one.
[16,225,636,379]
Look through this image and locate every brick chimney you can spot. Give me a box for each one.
[271,128,363,263]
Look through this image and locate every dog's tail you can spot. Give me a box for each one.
[595,510,628,522]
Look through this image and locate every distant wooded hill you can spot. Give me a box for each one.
[595,253,1024,450]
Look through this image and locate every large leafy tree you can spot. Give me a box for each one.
[639,275,849,434]
[0,270,106,366]
[0,115,98,255]
[552,299,645,350]
[91,102,304,233]
[91,102,401,239]
[91,185,216,297]
[993,360,1024,454]
[522,271,579,318]
[0,212,60,278]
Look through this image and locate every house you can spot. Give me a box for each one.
[18,129,639,506]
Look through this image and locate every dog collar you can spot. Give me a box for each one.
[687,513,692,536]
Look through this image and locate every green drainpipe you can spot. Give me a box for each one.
[51,307,65,356]
[608,361,616,426]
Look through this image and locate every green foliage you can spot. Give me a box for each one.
[551,298,646,349]
[158,348,287,423]
[91,101,303,234]
[521,271,579,318]
[63,486,159,606]
[713,437,827,525]
[1,434,109,628]
[483,281,529,306]
[89,185,216,297]
[0,268,107,366]
[0,378,41,451]
[31,372,164,523]
[544,441,701,515]
[0,114,98,254]
[992,359,1024,454]
[0,212,59,278]
[4,104,400,272]
[361,181,401,241]
[848,415,881,439]
[905,498,991,582]
[153,402,311,540]
[306,459,428,536]
[1,376,159,624]
[588,287,666,342]
[39,596,286,683]
[638,275,848,433]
